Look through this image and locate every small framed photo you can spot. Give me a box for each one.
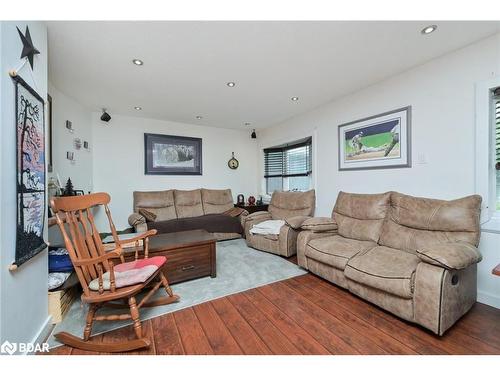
[144,133,202,175]
[338,106,411,171]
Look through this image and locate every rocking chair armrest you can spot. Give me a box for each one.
[118,229,158,245]
[72,248,123,267]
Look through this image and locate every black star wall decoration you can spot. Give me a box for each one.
[17,26,40,70]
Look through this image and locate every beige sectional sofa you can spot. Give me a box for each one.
[296,191,482,335]
[128,188,247,240]
[245,190,315,257]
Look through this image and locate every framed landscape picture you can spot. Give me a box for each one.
[338,106,411,171]
[144,133,202,175]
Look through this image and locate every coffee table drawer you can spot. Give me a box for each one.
[160,244,215,284]
[122,230,217,285]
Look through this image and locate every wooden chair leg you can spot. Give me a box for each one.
[83,304,97,341]
[159,271,174,297]
[128,296,142,339]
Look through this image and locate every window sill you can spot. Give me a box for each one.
[481,215,500,234]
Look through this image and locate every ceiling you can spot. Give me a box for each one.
[47,21,500,129]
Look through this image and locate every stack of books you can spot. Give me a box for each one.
[102,233,144,251]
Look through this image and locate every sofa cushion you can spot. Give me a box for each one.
[306,235,376,270]
[389,192,481,233]
[379,219,480,255]
[201,188,234,215]
[333,191,391,242]
[268,190,315,220]
[345,246,421,299]
[89,256,166,291]
[174,189,204,218]
[134,190,177,221]
[379,192,482,252]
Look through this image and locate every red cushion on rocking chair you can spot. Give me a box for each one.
[89,256,167,291]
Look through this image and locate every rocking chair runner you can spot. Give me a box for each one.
[50,192,180,353]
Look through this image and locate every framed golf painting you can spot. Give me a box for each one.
[144,133,202,175]
[338,106,411,171]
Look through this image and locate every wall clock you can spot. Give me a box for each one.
[228,152,239,169]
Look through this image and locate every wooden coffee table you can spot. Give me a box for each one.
[124,229,217,284]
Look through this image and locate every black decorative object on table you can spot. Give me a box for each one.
[16,26,40,70]
[62,178,75,196]
[13,74,47,267]
[237,194,245,205]
[235,203,269,215]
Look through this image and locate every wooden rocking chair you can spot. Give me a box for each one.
[50,192,180,353]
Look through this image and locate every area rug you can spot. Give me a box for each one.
[47,238,307,348]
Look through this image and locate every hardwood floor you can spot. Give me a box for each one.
[48,272,500,355]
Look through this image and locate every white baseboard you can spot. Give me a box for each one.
[26,315,53,355]
[477,290,500,309]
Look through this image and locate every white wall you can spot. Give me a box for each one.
[91,113,259,230]
[48,83,93,193]
[0,21,51,349]
[258,33,500,308]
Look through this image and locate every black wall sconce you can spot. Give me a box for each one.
[100,108,111,122]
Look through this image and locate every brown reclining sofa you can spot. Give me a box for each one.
[128,189,248,240]
[295,191,482,335]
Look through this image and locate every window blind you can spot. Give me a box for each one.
[495,89,500,164]
[264,137,312,178]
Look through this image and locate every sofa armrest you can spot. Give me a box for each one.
[285,216,311,229]
[244,211,272,238]
[301,217,338,233]
[416,242,482,270]
[245,211,272,222]
[239,210,249,227]
[128,213,146,227]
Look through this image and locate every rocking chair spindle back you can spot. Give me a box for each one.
[50,192,180,353]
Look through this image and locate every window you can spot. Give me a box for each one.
[264,137,312,194]
[494,88,500,211]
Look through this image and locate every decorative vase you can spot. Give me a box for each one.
[237,194,245,205]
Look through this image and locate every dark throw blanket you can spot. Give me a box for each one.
[147,214,243,235]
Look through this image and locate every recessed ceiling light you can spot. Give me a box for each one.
[196,115,203,119]
[132,59,144,65]
[134,106,142,110]
[291,96,299,101]
[421,25,437,35]
[227,82,236,87]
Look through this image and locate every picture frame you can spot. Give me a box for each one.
[144,133,203,175]
[338,106,411,171]
[13,74,47,267]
